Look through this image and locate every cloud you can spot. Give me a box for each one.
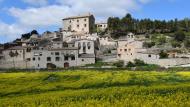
[0,21,27,42]
[21,0,48,6]
[0,0,153,43]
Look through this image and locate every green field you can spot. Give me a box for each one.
[1,70,190,107]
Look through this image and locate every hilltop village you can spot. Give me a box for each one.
[0,13,190,69]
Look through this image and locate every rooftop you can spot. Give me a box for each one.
[63,13,94,20]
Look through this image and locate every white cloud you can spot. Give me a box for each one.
[0,21,27,42]
[0,0,153,43]
[21,0,48,6]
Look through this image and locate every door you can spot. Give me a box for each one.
[64,62,69,68]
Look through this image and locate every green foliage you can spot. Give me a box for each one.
[113,60,124,67]
[174,31,186,42]
[143,42,155,48]
[126,61,135,67]
[171,40,181,48]
[1,71,190,107]
[184,39,190,48]
[159,50,169,59]
[134,59,146,66]
[157,35,166,45]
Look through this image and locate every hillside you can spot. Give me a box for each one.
[1,70,190,107]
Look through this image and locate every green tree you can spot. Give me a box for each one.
[174,31,186,42]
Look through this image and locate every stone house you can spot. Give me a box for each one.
[96,23,108,31]
[62,13,95,34]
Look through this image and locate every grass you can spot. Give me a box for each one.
[1,70,190,107]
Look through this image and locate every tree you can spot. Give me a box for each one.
[159,51,168,59]
[134,59,146,66]
[184,39,190,48]
[174,31,186,42]
[126,61,135,67]
[143,42,155,48]
[31,30,39,35]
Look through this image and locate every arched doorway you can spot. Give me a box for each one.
[64,62,69,68]
[47,63,56,69]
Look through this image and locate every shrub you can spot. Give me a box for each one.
[113,60,124,67]
[159,50,169,59]
[174,31,186,42]
[126,61,135,67]
[134,59,146,66]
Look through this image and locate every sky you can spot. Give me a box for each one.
[0,0,189,43]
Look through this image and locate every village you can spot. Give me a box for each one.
[0,13,190,69]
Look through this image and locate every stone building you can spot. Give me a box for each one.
[96,23,108,31]
[62,13,95,34]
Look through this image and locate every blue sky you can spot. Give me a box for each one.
[0,0,189,43]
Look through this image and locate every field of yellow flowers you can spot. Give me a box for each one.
[1,70,190,107]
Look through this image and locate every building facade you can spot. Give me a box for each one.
[62,13,95,34]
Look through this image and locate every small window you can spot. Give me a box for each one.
[27,58,31,61]
[84,19,87,21]
[77,25,79,27]
[55,57,60,61]
[125,49,127,52]
[38,57,40,61]
[118,54,121,57]
[55,52,60,56]
[148,54,151,58]
[47,57,51,61]
[71,56,75,60]
[69,20,71,23]
[131,53,133,55]
[51,52,54,55]
[33,57,35,61]
[82,59,84,62]
[77,20,79,22]
[38,64,40,67]
[84,24,87,27]
[64,56,69,61]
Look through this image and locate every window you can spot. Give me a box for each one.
[120,49,122,51]
[87,42,91,49]
[51,52,54,55]
[148,54,151,58]
[38,57,40,61]
[82,59,84,62]
[84,19,87,21]
[55,57,60,61]
[38,64,40,67]
[77,20,79,22]
[47,57,51,61]
[27,58,31,61]
[55,52,60,56]
[77,25,79,27]
[33,57,35,61]
[69,20,71,23]
[64,56,69,61]
[131,53,133,55]
[84,24,87,27]
[118,54,121,57]
[71,56,75,60]
[125,49,127,52]
[78,42,81,49]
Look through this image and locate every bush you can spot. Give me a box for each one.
[174,31,186,42]
[126,61,135,67]
[134,59,146,66]
[113,60,124,68]
[143,42,155,48]
[159,50,169,59]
